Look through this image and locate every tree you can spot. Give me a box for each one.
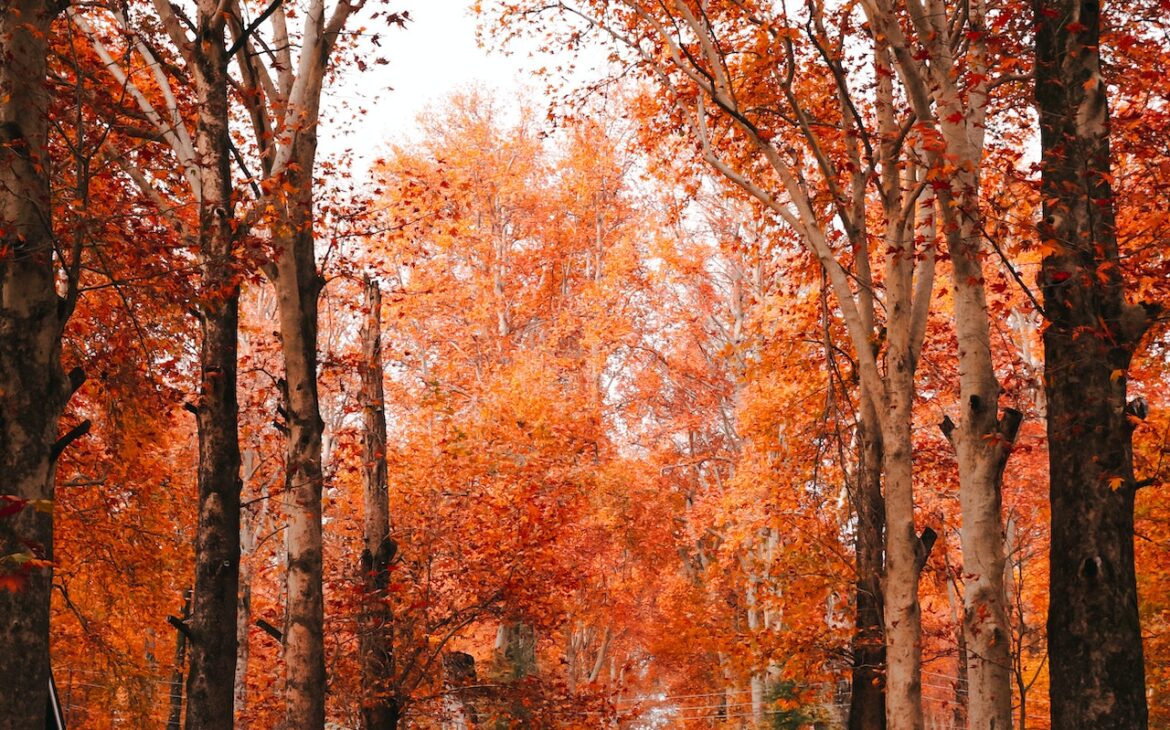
[63,3,244,722]
[358,276,399,729]
[0,1,84,726]
[226,6,406,724]
[177,3,243,725]
[1036,0,1155,725]
[492,3,993,726]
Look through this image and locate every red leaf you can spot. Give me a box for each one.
[0,496,27,519]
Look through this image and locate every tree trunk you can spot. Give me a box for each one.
[273,134,327,730]
[1035,1,1151,726]
[0,1,70,727]
[494,623,537,728]
[359,278,399,730]
[849,408,885,730]
[879,385,925,730]
[857,3,1018,724]
[944,201,1017,730]
[184,6,242,728]
[873,51,930,727]
[495,622,536,681]
[168,591,193,730]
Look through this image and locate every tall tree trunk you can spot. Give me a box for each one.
[1035,1,1151,726]
[274,134,327,730]
[849,408,885,730]
[358,278,399,729]
[0,1,71,727]
[879,382,926,730]
[943,191,1019,730]
[491,622,537,728]
[495,622,536,681]
[184,6,242,728]
[873,49,931,727]
[859,3,1019,724]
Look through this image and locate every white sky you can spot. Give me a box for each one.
[321,1,547,169]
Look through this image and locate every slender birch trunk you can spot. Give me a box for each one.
[861,2,1021,724]
[226,1,373,722]
[874,41,933,730]
[1036,1,1151,726]
[937,157,1018,729]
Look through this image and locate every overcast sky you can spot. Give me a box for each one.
[321,2,545,167]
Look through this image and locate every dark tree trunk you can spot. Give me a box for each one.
[168,591,192,730]
[0,1,71,727]
[849,409,885,730]
[272,134,327,730]
[358,278,399,729]
[1036,1,1151,727]
[183,7,242,729]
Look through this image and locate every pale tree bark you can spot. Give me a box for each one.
[742,528,779,726]
[870,37,933,730]
[225,3,388,725]
[1036,1,1152,726]
[358,278,400,729]
[566,622,611,694]
[0,1,78,727]
[272,130,328,730]
[860,2,1022,726]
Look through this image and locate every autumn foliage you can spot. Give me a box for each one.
[3,0,1170,729]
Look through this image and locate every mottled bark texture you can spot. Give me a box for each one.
[183,3,243,728]
[358,278,400,729]
[0,1,71,727]
[274,132,327,730]
[1036,1,1151,726]
[863,2,1019,724]
[849,410,885,730]
[870,43,931,726]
